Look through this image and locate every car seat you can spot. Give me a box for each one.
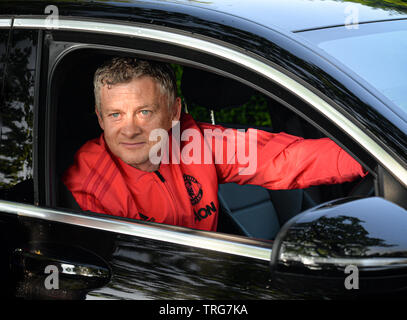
[55,52,106,210]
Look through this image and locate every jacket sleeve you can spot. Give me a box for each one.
[204,125,367,189]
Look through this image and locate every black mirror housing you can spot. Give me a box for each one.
[270,197,407,298]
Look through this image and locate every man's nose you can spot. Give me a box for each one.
[121,114,142,137]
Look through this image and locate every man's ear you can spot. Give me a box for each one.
[95,106,105,130]
[172,97,182,122]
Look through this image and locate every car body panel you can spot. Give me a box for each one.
[1,200,285,300]
[2,0,407,32]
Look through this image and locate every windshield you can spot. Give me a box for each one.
[299,20,407,119]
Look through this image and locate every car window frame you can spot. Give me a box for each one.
[4,16,406,262]
[43,33,380,177]
[32,18,392,176]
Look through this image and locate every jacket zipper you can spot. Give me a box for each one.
[154,170,179,225]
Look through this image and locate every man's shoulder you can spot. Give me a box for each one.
[63,135,109,183]
[74,135,107,165]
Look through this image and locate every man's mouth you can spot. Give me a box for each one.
[120,142,146,149]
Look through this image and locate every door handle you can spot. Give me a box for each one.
[11,242,111,299]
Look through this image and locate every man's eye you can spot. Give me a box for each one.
[110,113,120,118]
[140,110,151,117]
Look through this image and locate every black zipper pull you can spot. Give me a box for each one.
[154,170,166,183]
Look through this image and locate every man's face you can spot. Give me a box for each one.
[96,76,181,172]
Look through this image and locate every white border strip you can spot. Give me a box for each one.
[0,200,272,261]
[10,17,407,187]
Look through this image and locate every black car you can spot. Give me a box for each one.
[1,0,407,300]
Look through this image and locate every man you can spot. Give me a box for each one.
[63,57,367,231]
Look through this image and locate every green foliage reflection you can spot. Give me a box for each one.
[0,30,36,190]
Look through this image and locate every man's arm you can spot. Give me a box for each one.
[202,124,367,189]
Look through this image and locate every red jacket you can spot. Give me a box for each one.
[63,113,367,231]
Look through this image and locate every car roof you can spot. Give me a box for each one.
[167,0,407,32]
[2,0,407,33]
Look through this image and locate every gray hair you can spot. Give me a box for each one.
[94,57,177,113]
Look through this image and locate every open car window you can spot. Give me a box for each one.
[49,42,376,241]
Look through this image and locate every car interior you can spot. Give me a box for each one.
[50,50,369,240]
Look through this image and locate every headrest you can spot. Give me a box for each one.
[181,67,254,110]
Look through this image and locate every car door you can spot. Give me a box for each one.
[1,13,406,300]
[0,26,277,301]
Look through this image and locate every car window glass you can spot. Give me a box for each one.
[0,29,9,162]
[0,29,10,200]
[319,31,407,116]
[0,29,37,203]
[300,20,407,121]
[0,29,8,87]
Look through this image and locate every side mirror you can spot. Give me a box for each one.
[270,197,407,298]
